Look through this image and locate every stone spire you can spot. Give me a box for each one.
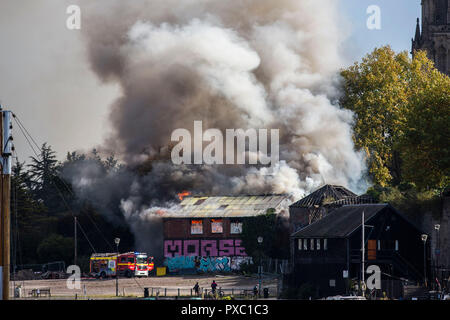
[411,0,450,75]
[414,18,421,44]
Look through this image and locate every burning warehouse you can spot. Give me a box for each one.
[158,194,291,274]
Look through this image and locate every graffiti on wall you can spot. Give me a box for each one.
[163,239,251,272]
[164,255,253,273]
[164,239,247,258]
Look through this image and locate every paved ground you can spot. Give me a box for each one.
[11,273,280,299]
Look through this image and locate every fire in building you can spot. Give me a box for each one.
[159,195,290,273]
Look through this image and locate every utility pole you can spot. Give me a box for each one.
[257,236,263,298]
[114,238,120,297]
[435,224,440,287]
[0,107,13,300]
[74,217,77,267]
[421,234,428,287]
[361,210,365,297]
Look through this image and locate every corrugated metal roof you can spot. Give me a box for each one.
[160,195,290,218]
[291,204,388,238]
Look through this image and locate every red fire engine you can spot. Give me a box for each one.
[90,252,154,278]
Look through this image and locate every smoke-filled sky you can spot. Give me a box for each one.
[0,0,420,165]
[0,0,422,253]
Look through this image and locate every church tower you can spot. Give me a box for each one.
[412,0,450,75]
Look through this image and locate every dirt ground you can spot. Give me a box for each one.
[11,273,280,299]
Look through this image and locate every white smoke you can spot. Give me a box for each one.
[68,0,367,245]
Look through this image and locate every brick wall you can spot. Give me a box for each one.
[163,218,240,239]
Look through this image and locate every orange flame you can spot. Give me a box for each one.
[155,209,166,216]
[178,191,191,201]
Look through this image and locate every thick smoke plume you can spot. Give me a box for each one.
[65,0,366,254]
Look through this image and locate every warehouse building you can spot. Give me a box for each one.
[159,194,290,273]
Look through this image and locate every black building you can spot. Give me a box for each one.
[289,204,428,298]
[289,184,375,233]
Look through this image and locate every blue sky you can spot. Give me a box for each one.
[339,0,421,63]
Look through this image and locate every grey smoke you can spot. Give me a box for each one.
[63,0,367,252]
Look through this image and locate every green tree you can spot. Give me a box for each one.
[340,46,409,186]
[340,46,449,188]
[11,161,48,265]
[37,234,74,264]
[241,213,276,261]
[28,143,63,211]
[241,210,289,263]
[399,51,450,189]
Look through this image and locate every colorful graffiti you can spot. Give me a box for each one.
[164,255,253,273]
[164,239,247,258]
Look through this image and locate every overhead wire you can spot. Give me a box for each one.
[11,113,101,254]
[13,113,115,252]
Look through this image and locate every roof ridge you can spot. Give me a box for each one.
[291,204,388,238]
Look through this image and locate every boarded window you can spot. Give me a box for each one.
[230,221,243,234]
[298,239,302,250]
[303,239,308,250]
[368,240,376,260]
[211,219,223,233]
[310,239,314,251]
[316,239,321,250]
[191,220,203,234]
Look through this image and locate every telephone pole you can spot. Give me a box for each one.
[361,210,365,296]
[0,107,13,300]
[74,216,77,267]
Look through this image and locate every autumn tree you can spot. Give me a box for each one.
[340,46,449,189]
[399,51,450,189]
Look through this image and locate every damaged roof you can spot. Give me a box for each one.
[290,184,358,208]
[160,195,290,218]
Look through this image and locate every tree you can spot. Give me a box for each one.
[340,46,409,186]
[399,51,450,190]
[340,46,449,188]
[241,213,276,261]
[28,143,62,211]
[241,210,290,262]
[103,154,119,172]
[37,234,74,264]
[11,161,48,265]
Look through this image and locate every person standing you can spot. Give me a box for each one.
[211,280,217,296]
[193,282,200,296]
